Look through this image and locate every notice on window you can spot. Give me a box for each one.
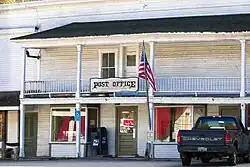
[90,77,139,93]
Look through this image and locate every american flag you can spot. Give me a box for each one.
[138,43,157,91]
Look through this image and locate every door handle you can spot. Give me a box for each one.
[133,129,136,139]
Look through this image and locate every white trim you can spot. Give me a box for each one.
[0,0,106,11]
[20,48,27,99]
[76,44,83,98]
[0,28,35,35]
[49,105,52,144]
[0,106,19,111]
[119,45,124,77]
[240,39,246,97]
[98,49,119,78]
[11,32,250,48]
[191,105,194,127]
[136,44,140,72]
[154,105,193,108]
[21,97,250,105]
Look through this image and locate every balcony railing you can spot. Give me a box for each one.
[24,77,247,96]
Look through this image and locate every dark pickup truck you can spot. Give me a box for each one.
[177,116,250,166]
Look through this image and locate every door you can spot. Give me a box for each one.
[117,106,137,156]
[24,112,38,157]
[88,107,98,140]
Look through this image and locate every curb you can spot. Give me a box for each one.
[0,157,181,162]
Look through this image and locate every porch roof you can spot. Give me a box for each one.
[11,13,250,41]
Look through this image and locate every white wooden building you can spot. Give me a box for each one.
[2,0,250,159]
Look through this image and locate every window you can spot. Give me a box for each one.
[101,52,115,78]
[154,106,194,142]
[195,117,238,130]
[51,108,85,142]
[127,54,136,66]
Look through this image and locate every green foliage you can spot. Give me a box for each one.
[0,0,17,4]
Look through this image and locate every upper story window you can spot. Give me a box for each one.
[126,54,136,67]
[99,49,118,78]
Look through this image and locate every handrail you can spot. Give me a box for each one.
[24,77,244,95]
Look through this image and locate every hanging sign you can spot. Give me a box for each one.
[123,119,134,127]
[90,77,139,93]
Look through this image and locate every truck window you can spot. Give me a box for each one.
[195,117,238,130]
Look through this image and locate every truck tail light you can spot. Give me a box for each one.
[225,132,230,144]
[177,131,181,144]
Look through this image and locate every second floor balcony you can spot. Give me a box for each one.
[24,77,247,97]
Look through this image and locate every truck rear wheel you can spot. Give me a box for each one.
[227,151,237,166]
[181,153,191,166]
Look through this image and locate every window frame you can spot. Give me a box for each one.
[126,51,137,67]
[154,105,195,144]
[49,106,99,144]
[98,49,118,78]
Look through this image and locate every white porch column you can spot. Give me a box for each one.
[76,44,82,157]
[240,39,246,97]
[240,40,247,126]
[84,106,88,157]
[119,45,124,77]
[19,48,27,158]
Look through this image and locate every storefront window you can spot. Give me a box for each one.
[154,106,194,142]
[51,108,85,142]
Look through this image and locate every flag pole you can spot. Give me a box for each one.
[143,41,151,131]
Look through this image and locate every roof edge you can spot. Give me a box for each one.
[0,0,105,11]
[10,13,250,41]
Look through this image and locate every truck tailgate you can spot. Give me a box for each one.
[180,130,225,146]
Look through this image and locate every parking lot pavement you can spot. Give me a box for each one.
[0,159,249,167]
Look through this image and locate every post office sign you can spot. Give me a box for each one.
[90,77,139,93]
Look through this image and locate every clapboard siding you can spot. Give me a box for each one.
[40,41,247,82]
[100,104,116,156]
[137,104,148,156]
[37,104,50,156]
[154,144,179,159]
[41,47,77,80]
[154,42,241,77]
[50,144,85,157]
[0,34,37,91]
[41,45,120,85]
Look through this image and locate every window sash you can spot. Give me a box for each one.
[101,52,116,78]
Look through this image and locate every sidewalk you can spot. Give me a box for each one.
[0,155,180,162]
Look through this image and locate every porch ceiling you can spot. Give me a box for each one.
[11,13,250,41]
